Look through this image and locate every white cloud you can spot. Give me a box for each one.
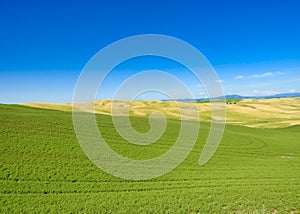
[288,89,296,93]
[234,71,286,80]
[216,79,224,83]
[242,90,279,96]
[234,75,244,80]
[249,72,273,79]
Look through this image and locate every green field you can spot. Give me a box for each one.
[0,104,300,213]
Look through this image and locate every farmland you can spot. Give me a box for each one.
[23,97,300,128]
[0,103,300,213]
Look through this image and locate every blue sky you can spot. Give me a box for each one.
[1,0,300,103]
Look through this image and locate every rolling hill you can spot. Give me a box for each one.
[22,97,300,128]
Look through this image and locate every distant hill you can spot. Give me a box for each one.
[22,97,300,128]
[224,95,244,99]
[259,92,300,98]
[228,92,300,99]
[163,92,300,102]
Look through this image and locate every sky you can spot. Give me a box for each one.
[1,0,300,103]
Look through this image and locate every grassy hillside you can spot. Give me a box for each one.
[23,97,300,128]
[0,104,299,213]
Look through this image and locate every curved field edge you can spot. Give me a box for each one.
[0,104,299,213]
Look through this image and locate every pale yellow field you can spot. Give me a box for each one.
[22,97,300,128]
[225,98,300,128]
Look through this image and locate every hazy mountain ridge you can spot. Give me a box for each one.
[163,92,300,102]
[225,92,300,99]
